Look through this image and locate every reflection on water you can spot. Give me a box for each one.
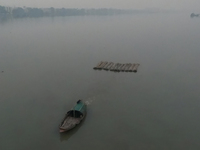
[85,96,96,105]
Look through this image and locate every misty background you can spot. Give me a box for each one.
[0,0,200,150]
[0,0,200,11]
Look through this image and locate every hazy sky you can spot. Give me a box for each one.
[0,0,199,11]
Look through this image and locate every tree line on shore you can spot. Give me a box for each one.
[190,13,200,18]
[0,5,158,19]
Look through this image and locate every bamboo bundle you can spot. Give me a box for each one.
[93,61,103,69]
[129,64,135,72]
[119,64,125,71]
[103,62,113,70]
[125,63,132,72]
[121,63,128,72]
[110,63,118,71]
[93,62,140,73]
[113,63,121,71]
[132,64,140,72]
[98,61,108,70]
[115,64,122,72]
[106,62,114,70]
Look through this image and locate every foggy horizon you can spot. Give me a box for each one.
[0,0,200,11]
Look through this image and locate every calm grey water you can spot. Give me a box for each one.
[0,12,200,150]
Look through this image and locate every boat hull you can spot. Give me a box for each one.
[59,100,86,133]
[59,115,85,133]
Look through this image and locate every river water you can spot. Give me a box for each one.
[0,12,200,150]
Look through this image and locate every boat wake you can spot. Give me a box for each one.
[85,96,96,105]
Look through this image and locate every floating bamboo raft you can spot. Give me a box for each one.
[93,61,140,72]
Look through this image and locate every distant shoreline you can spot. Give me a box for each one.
[190,13,200,18]
[0,5,163,19]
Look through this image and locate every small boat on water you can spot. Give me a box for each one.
[59,100,86,133]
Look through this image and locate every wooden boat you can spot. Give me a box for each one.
[59,100,86,133]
